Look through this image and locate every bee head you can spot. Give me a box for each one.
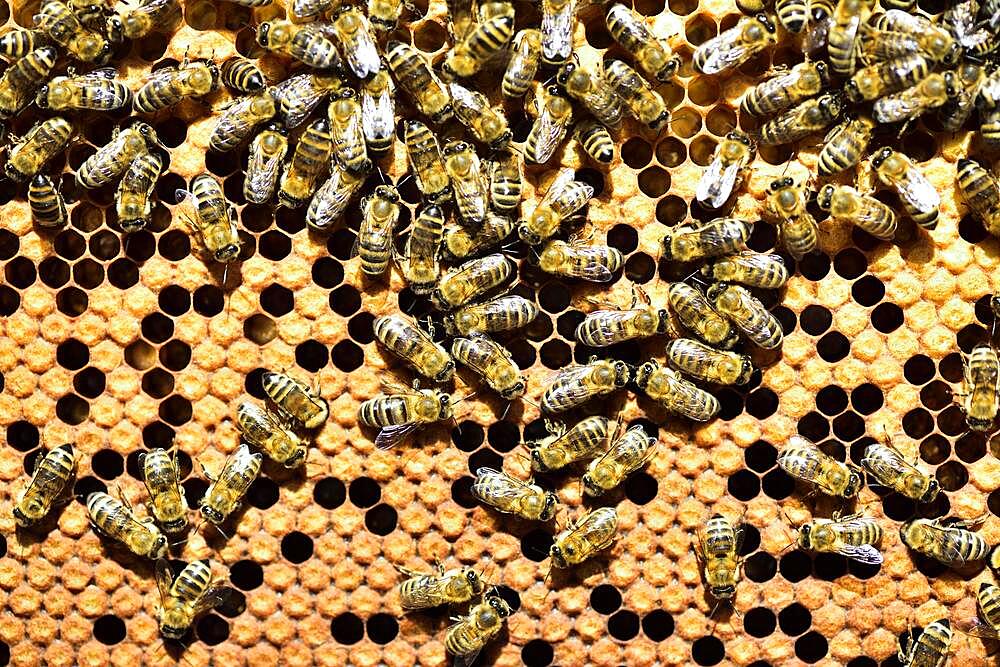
[754,13,776,33]
[257,22,272,46]
[539,492,558,521]
[35,85,50,108]
[549,543,567,568]
[581,473,602,497]
[106,15,123,44]
[200,504,224,525]
[634,361,657,390]
[530,448,550,473]
[816,184,835,211]
[555,62,575,86]
[435,360,456,383]
[465,568,484,595]
[283,448,307,468]
[656,309,671,334]
[489,130,513,152]
[12,504,37,527]
[489,596,512,618]
[818,92,843,116]
[437,393,452,419]
[735,355,754,386]
[150,534,169,560]
[611,360,632,387]
[814,61,829,84]
[919,477,940,503]
[501,378,526,401]
[517,222,542,246]
[871,147,893,169]
[159,612,191,641]
[711,583,735,599]
[430,104,454,125]
[842,466,863,498]
[768,177,793,192]
[796,524,812,549]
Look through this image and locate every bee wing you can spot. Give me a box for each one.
[537,167,577,208]
[453,648,483,667]
[542,364,598,407]
[274,76,330,129]
[696,156,741,209]
[571,261,614,283]
[446,0,476,40]
[154,558,175,600]
[955,617,1000,639]
[142,66,180,87]
[190,586,232,616]
[75,67,119,82]
[375,421,424,450]
[541,0,575,62]
[926,524,966,564]
[837,544,883,564]
[576,309,636,343]
[361,85,394,140]
[874,88,928,123]
[247,145,283,197]
[696,29,755,75]
[898,168,941,214]
[528,107,569,163]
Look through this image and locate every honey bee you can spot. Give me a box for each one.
[398,204,444,294]
[244,123,287,205]
[488,152,521,213]
[817,115,874,177]
[776,0,808,32]
[439,215,515,261]
[374,314,454,382]
[329,6,380,80]
[576,290,670,347]
[635,360,720,422]
[556,59,624,127]
[396,563,485,610]
[527,416,609,473]
[518,167,594,245]
[0,46,57,117]
[357,185,400,276]
[844,53,928,104]
[236,401,307,468]
[432,253,514,311]
[777,435,863,498]
[803,0,835,54]
[77,122,157,189]
[327,89,371,175]
[816,184,897,240]
[756,93,843,146]
[443,295,539,336]
[176,174,240,263]
[139,448,188,534]
[503,29,541,98]
[541,357,631,413]
[5,116,73,182]
[446,0,475,41]
[404,120,451,204]
[37,67,130,112]
[305,164,365,232]
[449,82,512,151]
[871,147,939,230]
[696,131,755,209]
[133,59,219,113]
[34,0,111,63]
[742,61,829,118]
[0,30,50,59]
[118,0,181,39]
[540,0,575,65]
[271,72,343,130]
[13,444,75,527]
[827,0,873,75]
[766,177,818,260]
[605,59,670,131]
[279,117,332,209]
[87,491,168,558]
[900,516,989,565]
[443,139,489,226]
[873,72,955,125]
[700,251,788,289]
[525,84,574,165]
[199,444,263,527]
[360,68,394,156]
[358,381,453,449]
[116,152,163,233]
[550,507,618,567]
[575,120,614,164]
[963,342,1000,431]
[870,10,961,65]
[661,217,752,263]
[368,0,403,30]
[218,58,264,95]
[446,595,512,666]
[605,3,680,82]
[695,514,743,603]
[708,283,784,350]
[263,370,329,430]
[668,282,737,349]
[861,438,939,502]
[154,559,230,640]
[289,0,340,21]
[28,174,67,229]
[957,158,1000,237]
[537,239,623,283]
[208,90,276,153]
[472,467,556,520]
[939,62,985,132]
[386,41,452,124]
[692,13,777,76]
[942,0,997,59]
[898,619,951,667]
[256,21,342,70]
[582,424,656,497]
[478,2,514,22]
[665,337,753,386]
[981,71,1000,147]
[444,13,514,78]
[957,582,1000,639]
[452,332,525,400]
[795,513,883,564]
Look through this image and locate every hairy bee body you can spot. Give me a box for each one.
[87,491,168,558]
[873,72,954,124]
[357,185,400,276]
[696,131,754,209]
[279,117,332,209]
[0,46,57,117]
[778,436,863,498]
[375,314,453,382]
[757,93,843,145]
[450,82,512,151]
[237,402,307,468]
[432,253,513,310]
[452,332,525,400]
[178,174,240,262]
[797,514,883,563]
[899,619,951,667]
[328,89,371,174]
[766,177,817,259]
[939,62,984,132]
[0,30,50,59]
[528,416,609,473]
[6,116,73,182]
[708,283,783,350]
[443,139,489,225]
[635,361,719,422]
[665,337,752,386]
[262,370,328,430]
[958,582,1000,638]
[368,0,403,30]
[272,73,343,130]
[37,68,130,111]
[330,6,380,80]
[538,240,623,283]
[116,152,162,233]
[606,3,680,81]
[446,596,512,662]
[118,0,180,39]
[155,559,229,640]
[575,120,614,164]
[828,0,873,75]
[871,147,939,229]
[550,507,618,567]
[35,0,111,63]
[305,164,364,232]
[503,29,541,98]
[743,61,828,117]
[444,14,514,78]
[397,564,484,610]
[400,205,444,294]
[541,0,575,65]
[900,518,989,565]
[693,13,777,75]
[668,282,737,349]
[78,122,155,189]
[519,168,594,245]
[209,90,276,153]
[441,214,513,260]
[861,441,939,502]
[472,466,556,520]
[963,343,1000,431]
[817,184,896,240]
[140,448,188,533]
[605,59,669,130]
[256,21,341,70]
[404,120,451,204]
[360,69,394,156]
[696,514,742,600]
[957,159,1000,237]
[28,174,67,229]
[557,60,623,127]
[525,84,573,165]
[14,444,74,527]
[776,0,808,32]
[845,53,928,103]
[200,444,262,526]
[443,295,539,336]
[219,57,264,94]
[701,252,788,289]
[244,123,287,205]
[818,115,874,176]
[489,152,521,212]
[290,0,339,21]
[576,305,670,347]
[582,425,656,496]
[662,217,752,263]
[541,358,631,413]
[134,59,219,113]
[803,0,836,54]
[871,10,960,64]
[387,41,452,123]
[358,386,452,449]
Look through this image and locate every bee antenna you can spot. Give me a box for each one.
[520,395,539,409]
[454,391,478,404]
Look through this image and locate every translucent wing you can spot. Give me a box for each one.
[274,75,333,129]
[453,648,483,667]
[527,104,570,163]
[576,309,638,344]
[837,544,883,564]
[861,444,907,485]
[75,67,118,82]
[342,29,380,79]
[543,364,597,408]
[926,524,966,564]
[955,617,1000,639]
[361,83,394,143]
[696,29,754,74]
[246,144,283,203]
[217,448,262,499]
[538,167,580,207]
[143,65,180,86]
[474,467,533,502]
[376,421,424,450]
[898,168,940,213]
[541,0,574,63]
[696,156,741,209]
[154,558,175,600]
[873,89,929,123]
[446,0,475,40]
[190,587,232,616]
[570,261,613,282]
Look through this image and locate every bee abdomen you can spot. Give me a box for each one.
[28,174,67,228]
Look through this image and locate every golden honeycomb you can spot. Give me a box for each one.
[1,0,1000,665]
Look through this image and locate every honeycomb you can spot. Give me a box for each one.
[1,0,1000,664]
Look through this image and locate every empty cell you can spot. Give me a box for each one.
[91,449,124,481]
[935,461,968,491]
[758,143,793,165]
[902,408,934,439]
[142,313,174,343]
[814,553,848,581]
[851,384,883,415]
[56,394,89,425]
[451,476,477,508]
[331,340,364,372]
[247,478,279,509]
[656,195,687,225]
[745,440,777,473]
[159,395,192,426]
[798,412,830,442]
[689,136,717,166]
[798,253,830,281]
[920,434,950,465]
[779,551,811,583]
[957,323,989,353]
[331,613,365,644]
[744,552,777,582]
[816,386,848,416]
[590,584,622,614]
[158,231,192,262]
[314,478,346,510]
[160,340,192,371]
[832,412,864,441]
[522,639,554,667]
[655,137,686,167]
[520,528,554,562]
[313,258,345,288]
[8,421,39,452]
[244,314,277,345]
[468,449,502,476]
[296,340,329,372]
[670,107,702,138]
[539,340,572,369]
[196,614,230,646]
[349,477,381,508]
[779,602,812,636]
[5,257,35,289]
[365,503,398,535]
[608,610,640,641]
[816,331,849,362]
[684,14,716,46]
[414,19,447,51]
[74,476,107,505]
[760,468,793,500]
[125,232,156,262]
[688,78,720,106]
[956,433,986,463]
[40,257,70,289]
[261,284,294,317]
[93,615,126,645]
[526,314,554,341]
[851,275,884,307]
[330,285,362,316]
[0,229,17,261]
[281,531,314,563]
[904,355,936,385]
[706,106,737,138]
[692,636,725,666]
[57,282,90,313]
[871,303,904,333]
[74,368,106,399]
[366,613,398,645]
[622,137,652,169]
[799,305,832,336]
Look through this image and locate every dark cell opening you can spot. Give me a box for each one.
[158,231,191,262]
[956,433,986,463]
[608,610,640,641]
[183,478,208,507]
[772,306,797,335]
[795,631,828,663]
[8,421,39,452]
[314,477,347,509]
[313,257,345,288]
[56,339,89,370]
[160,340,192,372]
[521,528,554,562]
[959,213,989,244]
[451,476,477,508]
[625,472,658,505]
[816,331,849,362]
[798,305,832,336]
[142,368,175,398]
[349,477,381,508]
[920,434,951,465]
[538,282,570,314]
[832,412,865,441]
[56,394,89,425]
[851,384,883,415]
[798,253,830,281]
[195,614,229,645]
[871,302,904,333]
[936,461,968,491]
[883,494,917,522]
[93,615,126,645]
[158,285,191,316]
[247,478,279,510]
[142,313,174,343]
[142,422,175,450]
[522,639,554,667]
[193,285,225,317]
[938,352,963,384]
[745,440,777,473]
[717,387,744,421]
[296,340,329,372]
[0,285,17,316]
[642,609,674,641]
[348,313,375,344]
[816,386,848,416]
[833,248,866,279]
[761,468,793,500]
[540,340,572,369]
[468,449,503,476]
[779,551,811,583]
[5,256,36,289]
[745,552,777,582]
[798,412,830,442]
[261,284,294,317]
[92,449,124,481]
[365,504,398,535]
[107,259,139,289]
[745,388,778,419]
[729,470,761,501]
[281,531,314,563]
[495,584,521,612]
[366,613,399,645]
[813,553,848,581]
[331,340,364,372]
[487,421,520,453]
[904,355,935,385]
[745,607,777,637]
[56,287,88,316]
[607,224,639,254]
[40,257,70,288]
[330,284,362,316]
[245,368,266,399]
[331,613,365,644]
[244,314,277,345]
[453,421,485,452]
[230,560,264,590]
[902,408,934,439]
[590,584,622,614]
[159,395,192,426]
[692,636,725,666]
[852,275,885,307]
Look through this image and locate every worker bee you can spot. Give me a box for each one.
[525,84,574,165]
[28,174,66,229]
[776,0,808,32]
[605,3,680,82]
[963,342,1000,431]
[897,619,951,667]
[305,164,365,232]
[582,425,656,497]
[87,491,168,558]
[13,444,75,527]
[708,283,784,350]
[817,115,875,176]
[661,217,752,263]
[550,507,618,567]
[871,10,961,65]
[692,13,777,75]
[154,559,230,640]
[939,62,985,132]
[256,21,341,70]
[472,467,556,520]
[133,59,219,113]
[262,370,329,430]
[873,72,955,125]
[443,140,489,226]
[957,159,1000,237]
[503,29,542,98]
[432,253,514,311]
[279,117,332,209]
[695,514,743,603]
[756,93,843,146]
[518,168,594,245]
[271,72,343,130]
[360,68,394,156]
[0,46,57,117]
[77,122,156,189]
[527,416,609,473]
[635,360,720,422]
[488,152,521,213]
[444,13,514,78]
[5,116,73,182]
[0,30,50,59]
[816,184,897,241]
[118,0,181,39]
[541,357,631,413]
[327,89,371,174]
[777,435,863,498]
[443,207,512,257]
[827,0,873,75]
[556,59,624,127]
[575,120,614,164]
[537,239,623,283]
[329,6,379,80]
[942,0,997,59]
[803,0,835,54]
[668,282,737,349]
[289,0,339,21]
[176,174,240,263]
[136,450,189,539]
[701,252,788,289]
[605,59,670,131]
[34,0,111,63]
[374,314,453,382]
[452,332,525,400]
[742,61,829,118]
[665,337,753,386]
[358,381,453,450]
[244,123,287,205]
[696,131,754,210]
[576,290,670,347]
[844,53,928,104]
[446,595,512,666]
[871,147,939,230]
[900,516,989,565]
[795,513,883,564]
[37,67,130,112]
[957,582,1000,639]
[236,401,307,468]
[208,90,276,153]
[404,120,451,204]
[398,204,444,294]
[443,295,539,336]
[540,0,575,65]
[367,0,403,30]
[861,438,939,503]
[396,563,485,610]
[357,185,400,276]
[116,152,163,233]
[449,82,512,151]
[386,41,452,124]
[199,444,263,527]
[766,177,818,260]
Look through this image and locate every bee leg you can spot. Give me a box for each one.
[198,460,216,482]
[115,485,134,511]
